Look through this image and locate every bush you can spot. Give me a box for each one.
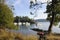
[0,4,18,29]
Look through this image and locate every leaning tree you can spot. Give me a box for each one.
[46,0,60,33]
[30,0,60,34]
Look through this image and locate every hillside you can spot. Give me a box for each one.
[35,19,49,22]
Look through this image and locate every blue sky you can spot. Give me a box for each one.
[6,0,51,19]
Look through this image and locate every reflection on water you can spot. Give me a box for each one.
[17,22,50,35]
[18,25,37,35]
[16,22,60,35]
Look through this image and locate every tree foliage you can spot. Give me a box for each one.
[0,3,18,29]
[14,16,35,24]
[30,0,60,33]
[46,0,60,25]
[46,0,60,33]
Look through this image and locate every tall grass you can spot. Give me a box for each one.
[0,29,38,40]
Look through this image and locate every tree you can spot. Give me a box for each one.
[46,0,60,33]
[0,3,18,29]
[14,16,21,26]
[0,0,5,4]
[30,0,60,34]
[14,16,35,24]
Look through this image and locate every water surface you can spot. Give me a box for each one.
[17,22,60,35]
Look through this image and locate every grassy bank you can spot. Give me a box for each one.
[0,29,38,40]
[46,33,60,40]
[0,29,60,40]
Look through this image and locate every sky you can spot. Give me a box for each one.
[6,0,51,19]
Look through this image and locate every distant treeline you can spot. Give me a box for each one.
[14,16,35,24]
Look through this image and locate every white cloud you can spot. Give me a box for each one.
[30,0,52,19]
[33,9,47,19]
[37,0,48,2]
[30,0,52,3]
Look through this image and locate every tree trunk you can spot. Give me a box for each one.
[48,13,55,34]
[48,0,56,34]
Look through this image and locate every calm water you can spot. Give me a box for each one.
[17,22,60,35]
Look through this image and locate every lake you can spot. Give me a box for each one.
[16,22,60,35]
